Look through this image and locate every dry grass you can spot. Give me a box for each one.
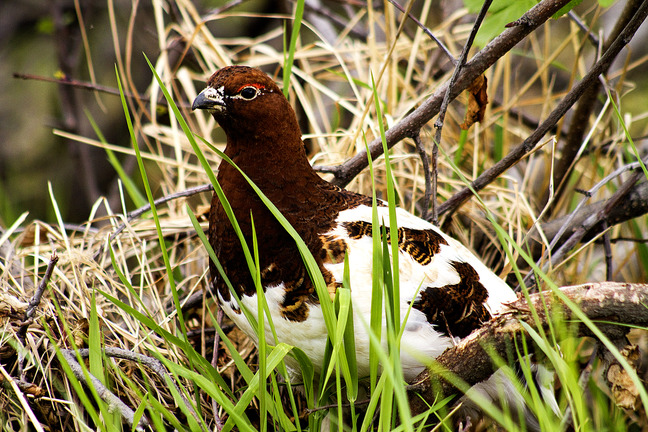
[1,0,647,430]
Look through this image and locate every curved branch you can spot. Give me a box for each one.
[59,349,149,431]
[407,282,648,414]
[437,0,648,216]
[317,0,573,187]
[532,180,648,258]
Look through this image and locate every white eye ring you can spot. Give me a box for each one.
[235,86,261,100]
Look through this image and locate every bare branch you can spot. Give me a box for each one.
[59,348,150,431]
[62,347,207,432]
[431,0,493,223]
[548,168,645,269]
[23,254,59,321]
[438,0,648,217]
[12,72,192,109]
[542,0,645,211]
[567,10,599,47]
[387,0,455,63]
[413,132,433,220]
[17,254,59,345]
[315,0,574,186]
[603,222,613,281]
[514,180,648,280]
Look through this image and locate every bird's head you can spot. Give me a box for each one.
[192,66,298,141]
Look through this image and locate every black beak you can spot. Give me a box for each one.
[192,87,225,111]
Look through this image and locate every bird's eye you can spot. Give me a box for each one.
[239,86,259,100]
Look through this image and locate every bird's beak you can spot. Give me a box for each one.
[192,86,225,111]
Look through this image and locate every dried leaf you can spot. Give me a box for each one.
[0,292,29,314]
[19,381,47,398]
[460,75,488,130]
[607,344,641,410]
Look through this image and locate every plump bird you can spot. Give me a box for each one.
[191,65,518,381]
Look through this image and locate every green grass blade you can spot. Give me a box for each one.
[342,254,358,402]
[283,0,305,97]
[370,72,400,335]
[362,133,384,393]
[85,108,146,207]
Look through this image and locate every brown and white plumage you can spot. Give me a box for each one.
[191,65,518,381]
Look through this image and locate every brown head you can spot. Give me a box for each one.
[192,66,301,146]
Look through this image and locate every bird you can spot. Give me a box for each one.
[191,65,529,417]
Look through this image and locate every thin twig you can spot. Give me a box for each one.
[432,0,492,224]
[549,168,645,270]
[547,159,647,252]
[23,254,59,321]
[59,348,149,432]
[609,236,648,244]
[602,222,613,281]
[567,10,600,46]
[521,180,648,270]
[412,132,433,220]
[430,131,438,224]
[17,253,59,360]
[387,0,456,64]
[12,72,192,109]
[93,183,214,261]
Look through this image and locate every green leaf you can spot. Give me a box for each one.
[463,0,537,46]
[341,255,358,402]
[553,0,585,19]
